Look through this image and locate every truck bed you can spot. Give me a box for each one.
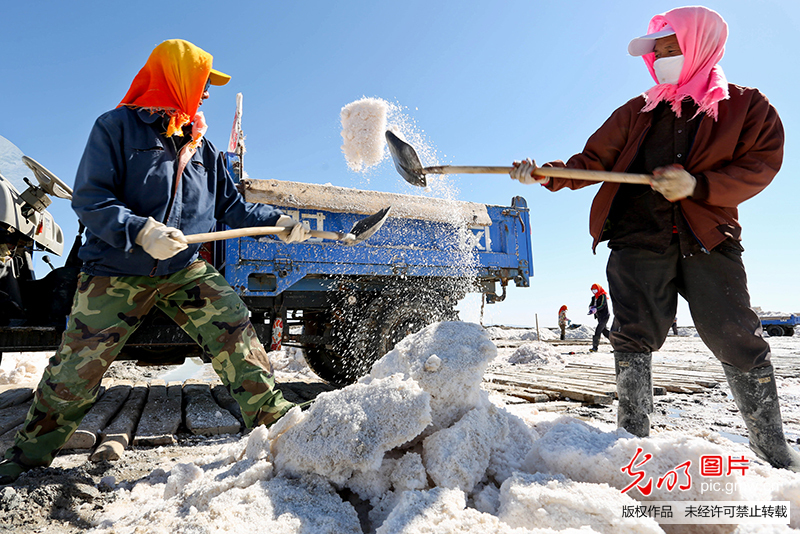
[228,179,532,298]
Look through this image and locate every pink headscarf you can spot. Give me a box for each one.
[640,6,729,120]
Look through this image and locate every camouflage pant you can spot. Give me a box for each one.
[3,260,293,472]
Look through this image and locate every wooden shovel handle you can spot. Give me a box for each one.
[422,165,652,184]
[184,227,352,244]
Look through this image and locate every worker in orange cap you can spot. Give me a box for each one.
[0,40,307,484]
[558,305,571,340]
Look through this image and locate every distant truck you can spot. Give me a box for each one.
[760,314,800,337]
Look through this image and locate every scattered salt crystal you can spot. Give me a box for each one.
[163,462,204,499]
[424,354,441,372]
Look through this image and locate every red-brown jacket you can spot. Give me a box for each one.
[543,84,783,252]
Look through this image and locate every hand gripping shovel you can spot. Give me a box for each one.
[385,130,652,188]
[185,206,392,245]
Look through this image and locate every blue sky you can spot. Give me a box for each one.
[1,1,798,327]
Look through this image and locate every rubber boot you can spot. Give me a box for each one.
[615,352,653,437]
[722,363,800,472]
[0,458,25,485]
[591,332,600,352]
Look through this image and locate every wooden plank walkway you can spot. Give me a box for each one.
[0,377,333,462]
[484,360,727,405]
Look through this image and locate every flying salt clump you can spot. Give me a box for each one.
[340,97,389,172]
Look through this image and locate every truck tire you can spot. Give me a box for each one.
[301,288,458,387]
[301,310,355,387]
[784,326,795,337]
[766,325,784,337]
[352,290,459,369]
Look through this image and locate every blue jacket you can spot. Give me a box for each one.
[73,107,283,276]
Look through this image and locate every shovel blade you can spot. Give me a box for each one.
[347,206,392,245]
[385,130,427,187]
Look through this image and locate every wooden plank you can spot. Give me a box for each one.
[184,381,240,436]
[211,383,244,426]
[133,380,182,446]
[487,370,617,396]
[484,377,614,402]
[489,369,673,399]
[566,361,724,378]
[518,363,722,393]
[501,390,552,403]
[0,385,34,409]
[0,402,31,436]
[482,382,551,403]
[64,380,129,450]
[485,374,613,405]
[546,370,668,395]
[90,382,148,462]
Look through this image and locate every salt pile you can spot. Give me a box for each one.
[88,321,800,533]
[484,326,558,342]
[340,97,389,172]
[0,351,48,385]
[505,342,564,366]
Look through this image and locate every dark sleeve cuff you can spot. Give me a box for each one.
[691,173,709,201]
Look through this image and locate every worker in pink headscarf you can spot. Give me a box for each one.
[510,6,798,471]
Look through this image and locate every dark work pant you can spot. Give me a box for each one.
[593,312,610,349]
[606,242,770,371]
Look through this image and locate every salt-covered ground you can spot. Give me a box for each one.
[3,321,800,533]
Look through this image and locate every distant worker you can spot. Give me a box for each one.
[0,39,311,484]
[509,6,800,471]
[587,284,610,352]
[672,317,679,336]
[558,305,571,340]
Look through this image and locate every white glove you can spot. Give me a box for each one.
[651,164,696,202]
[135,217,188,260]
[510,158,550,185]
[275,215,312,244]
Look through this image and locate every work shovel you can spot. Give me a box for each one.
[385,131,652,188]
[185,206,392,245]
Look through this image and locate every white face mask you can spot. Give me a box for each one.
[653,55,684,85]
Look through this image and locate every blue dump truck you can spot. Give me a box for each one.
[759,314,800,338]
[0,145,532,385]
